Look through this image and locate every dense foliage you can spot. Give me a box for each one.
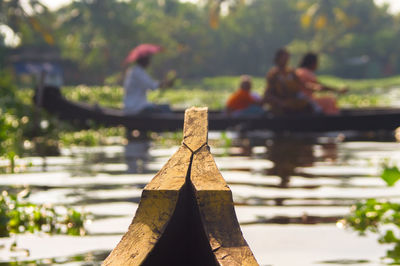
[1,0,400,84]
[0,189,86,237]
[0,69,65,172]
[0,71,25,171]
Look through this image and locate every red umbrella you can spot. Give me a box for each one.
[123,44,163,65]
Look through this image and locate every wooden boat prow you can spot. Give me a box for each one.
[103,107,258,266]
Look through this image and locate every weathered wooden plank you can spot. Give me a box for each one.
[102,146,192,265]
[103,107,258,266]
[183,106,208,152]
[191,145,258,265]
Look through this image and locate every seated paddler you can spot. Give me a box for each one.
[296,53,347,115]
[123,44,175,115]
[263,48,320,115]
[226,75,264,116]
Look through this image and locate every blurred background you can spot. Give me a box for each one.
[2,1,400,265]
[2,0,400,84]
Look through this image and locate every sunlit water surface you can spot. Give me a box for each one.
[1,131,400,265]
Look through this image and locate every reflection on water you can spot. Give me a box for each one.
[317,259,370,264]
[227,135,344,222]
[265,137,339,188]
[124,139,150,174]
[266,137,320,188]
[1,131,400,264]
[0,250,110,266]
[217,133,400,226]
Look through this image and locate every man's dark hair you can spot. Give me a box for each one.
[137,56,151,68]
[299,53,318,68]
[273,48,288,64]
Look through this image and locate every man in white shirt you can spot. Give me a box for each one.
[123,56,171,115]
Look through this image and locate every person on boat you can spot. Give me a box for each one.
[296,53,347,115]
[226,75,264,116]
[123,44,174,115]
[263,48,318,115]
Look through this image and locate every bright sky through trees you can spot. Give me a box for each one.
[4,0,400,79]
[39,0,400,13]
[375,0,400,13]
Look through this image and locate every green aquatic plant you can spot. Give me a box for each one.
[62,85,124,109]
[381,164,400,187]
[153,131,183,147]
[0,112,25,173]
[220,131,233,149]
[343,199,400,264]
[0,189,87,237]
[59,127,125,147]
[342,164,400,264]
[209,131,233,157]
[0,71,25,172]
[319,75,400,92]
[0,81,126,172]
[1,74,399,169]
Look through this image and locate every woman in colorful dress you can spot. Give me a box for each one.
[263,48,315,114]
[296,53,347,115]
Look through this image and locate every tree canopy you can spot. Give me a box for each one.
[1,0,399,84]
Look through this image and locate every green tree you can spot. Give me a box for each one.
[296,0,399,77]
[0,0,55,46]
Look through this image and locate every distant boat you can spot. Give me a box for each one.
[37,86,400,132]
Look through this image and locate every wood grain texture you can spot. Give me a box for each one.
[191,145,259,266]
[183,107,208,152]
[103,146,192,266]
[103,107,258,266]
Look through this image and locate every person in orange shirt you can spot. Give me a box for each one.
[226,75,264,116]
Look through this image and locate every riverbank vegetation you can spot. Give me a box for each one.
[2,0,400,171]
[1,73,399,173]
[0,189,86,237]
[64,75,398,110]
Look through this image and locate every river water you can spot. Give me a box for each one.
[1,131,400,265]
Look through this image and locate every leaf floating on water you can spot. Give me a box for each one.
[381,166,400,187]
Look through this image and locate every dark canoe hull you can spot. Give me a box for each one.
[39,86,400,132]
